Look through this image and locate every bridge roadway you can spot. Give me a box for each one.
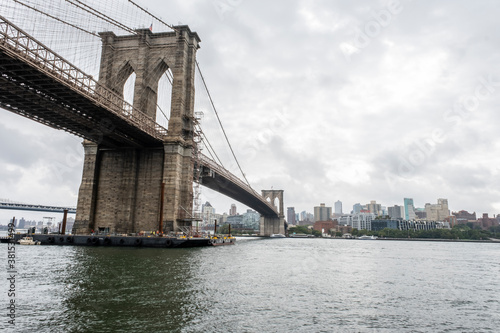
[197,154,278,217]
[0,16,279,219]
[0,15,166,148]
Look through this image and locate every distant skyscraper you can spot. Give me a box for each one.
[366,200,382,215]
[230,204,237,216]
[202,202,216,225]
[334,200,343,215]
[352,203,362,214]
[287,207,296,225]
[314,203,332,222]
[404,198,416,220]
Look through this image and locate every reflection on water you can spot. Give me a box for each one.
[1,238,500,332]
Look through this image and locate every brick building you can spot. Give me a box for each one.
[313,220,338,234]
[478,213,498,230]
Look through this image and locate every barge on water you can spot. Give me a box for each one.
[1,234,235,248]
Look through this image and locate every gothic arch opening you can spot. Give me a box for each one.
[156,68,173,129]
[123,71,136,106]
[114,61,135,97]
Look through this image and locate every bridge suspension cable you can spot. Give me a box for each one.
[65,0,136,35]
[13,0,99,37]
[128,0,178,32]
[195,60,253,189]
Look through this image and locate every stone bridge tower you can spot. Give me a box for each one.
[260,190,285,236]
[73,26,201,234]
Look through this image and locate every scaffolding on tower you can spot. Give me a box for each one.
[192,111,204,234]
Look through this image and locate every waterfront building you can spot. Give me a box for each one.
[313,220,338,235]
[335,224,352,235]
[399,220,450,231]
[314,203,332,222]
[371,219,399,231]
[340,213,375,231]
[242,209,260,230]
[425,198,450,221]
[287,207,296,225]
[225,210,260,232]
[226,214,244,229]
[404,198,416,220]
[334,200,343,215]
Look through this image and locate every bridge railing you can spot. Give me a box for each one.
[0,15,167,141]
[198,153,278,214]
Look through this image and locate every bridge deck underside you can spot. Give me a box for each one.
[199,167,278,218]
[0,49,163,148]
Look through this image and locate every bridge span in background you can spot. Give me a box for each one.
[0,201,76,214]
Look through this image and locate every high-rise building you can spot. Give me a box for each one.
[314,203,332,222]
[230,204,237,216]
[366,200,382,216]
[425,198,450,221]
[287,207,296,225]
[404,198,416,220]
[300,211,308,222]
[334,200,343,215]
[388,205,404,219]
[202,202,216,226]
[352,203,363,214]
[299,211,314,225]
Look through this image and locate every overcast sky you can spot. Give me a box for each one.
[1,0,500,223]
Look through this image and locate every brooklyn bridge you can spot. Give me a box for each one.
[0,1,285,236]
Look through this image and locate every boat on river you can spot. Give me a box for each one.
[270,234,286,238]
[18,236,41,245]
[358,235,377,240]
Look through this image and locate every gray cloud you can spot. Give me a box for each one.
[1,0,500,219]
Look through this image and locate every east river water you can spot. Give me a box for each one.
[1,237,500,332]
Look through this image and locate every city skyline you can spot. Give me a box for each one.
[1,1,500,222]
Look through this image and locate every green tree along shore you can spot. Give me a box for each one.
[288,225,322,237]
[289,224,500,240]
